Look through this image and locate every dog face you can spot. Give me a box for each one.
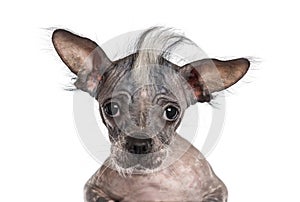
[96,58,192,171]
[52,28,249,172]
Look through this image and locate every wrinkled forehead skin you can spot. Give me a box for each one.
[97,54,195,109]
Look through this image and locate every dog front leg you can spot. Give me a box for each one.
[202,185,228,202]
[84,184,116,202]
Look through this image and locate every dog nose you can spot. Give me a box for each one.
[125,136,153,154]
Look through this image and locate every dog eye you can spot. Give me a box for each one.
[163,106,179,121]
[104,102,120,117]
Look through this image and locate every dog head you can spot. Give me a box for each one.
[52,28,249,173]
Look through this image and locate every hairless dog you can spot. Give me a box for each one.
[52,27,249,202]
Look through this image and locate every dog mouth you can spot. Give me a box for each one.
[111,146,167,172]
[109,132,174,173]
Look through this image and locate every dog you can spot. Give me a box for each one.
[52,27,249,201]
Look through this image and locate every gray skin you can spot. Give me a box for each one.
[52,28,250,202]
[85,135,227,202]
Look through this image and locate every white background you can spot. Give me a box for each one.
[1,0,300,201]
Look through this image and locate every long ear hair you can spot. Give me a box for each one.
[179,58,250,102]
[52,29,112,96]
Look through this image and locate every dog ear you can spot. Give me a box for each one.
[179,58,250,102]
[52,29,112,96]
